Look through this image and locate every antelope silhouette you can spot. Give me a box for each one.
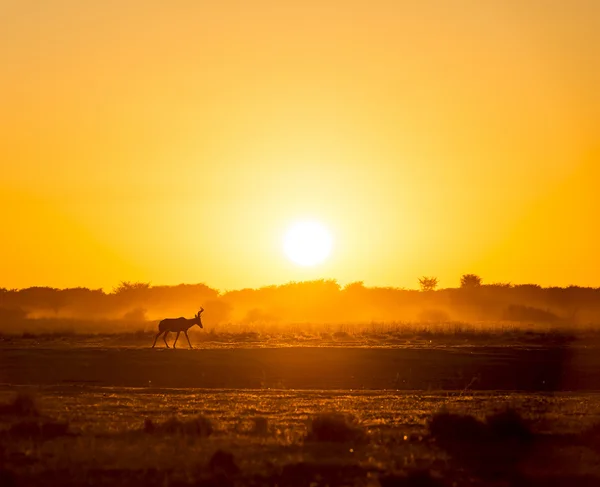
[152,307,204,349]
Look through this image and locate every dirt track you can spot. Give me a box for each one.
[1,345,597,391]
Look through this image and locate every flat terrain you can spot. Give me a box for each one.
[1,338,600,486]
[1,338,598,391]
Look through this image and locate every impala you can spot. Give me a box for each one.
[152,307,204,349]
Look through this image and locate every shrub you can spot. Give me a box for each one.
[0,393,39,416]
[428,411,485,446]
[208,450,240,476]
[460,274,482,288]
[428,408,533,479]
[485,408,533,442]
[250,416,269,435]
[429,408,533,446]
[143,415,213,437]
[305,413,365,443]
[419,277,438,292]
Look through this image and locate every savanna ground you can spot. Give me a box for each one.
[1,324,600,486]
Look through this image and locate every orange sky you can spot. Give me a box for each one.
[1,1,599,291]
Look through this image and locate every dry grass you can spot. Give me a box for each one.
[1,387,600,486]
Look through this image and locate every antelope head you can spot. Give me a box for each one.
[196,307,204,328]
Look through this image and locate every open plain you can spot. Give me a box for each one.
[1,332,600,486]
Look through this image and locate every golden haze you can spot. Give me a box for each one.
[1,1,599,290]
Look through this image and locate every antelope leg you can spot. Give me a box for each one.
[185,331,193,349]
[152,331,163,348]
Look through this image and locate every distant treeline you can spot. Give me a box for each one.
[2,279,600,329]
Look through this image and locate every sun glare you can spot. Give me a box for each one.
[283,221,333,267]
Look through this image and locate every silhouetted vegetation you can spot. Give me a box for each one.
[143,415,213,437]
[249,416,269,436]
[0,393,39,417]
[419,276,439,292]
[207,449,240,476]
[429,408,534,479]
[305,413,366,443]
[2,278,600,335]
[460,273,483,288]
[2,387,599,486]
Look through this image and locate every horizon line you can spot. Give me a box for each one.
[3,278,600,294]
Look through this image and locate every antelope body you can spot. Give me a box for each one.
[152,307,204,349]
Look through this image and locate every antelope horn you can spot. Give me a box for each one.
[199,307,204,314]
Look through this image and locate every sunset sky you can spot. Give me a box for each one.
[1,1,599,291]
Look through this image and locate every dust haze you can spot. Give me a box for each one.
[2,277,599,336]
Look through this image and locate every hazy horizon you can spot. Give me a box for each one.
[3,276,600,295]
[3,277,600,333]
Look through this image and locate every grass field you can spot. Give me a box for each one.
[1,334,600,486]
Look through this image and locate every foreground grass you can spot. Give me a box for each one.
[1,387,600,486]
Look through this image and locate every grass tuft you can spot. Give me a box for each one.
[0,392,39,417]
[485,408,533,442]
[208,449,240,476]
[143,415,213,437]
[250,416,269,436]
[428,408,533,479]
[428,410,485,444]
[428,408,533,447]
[305,412,366,443]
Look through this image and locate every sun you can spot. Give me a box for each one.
[283,221,334,266]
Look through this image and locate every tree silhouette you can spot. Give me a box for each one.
[460,274,482,288]
[112,281,151,294]
[419,276,438,292]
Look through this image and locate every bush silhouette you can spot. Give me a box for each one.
[0,393,39,416]
[460,274,482,288]
[428,408,533,479]
[419,277,438,292]
[143,415,213,437]
[208,449,240,476]
[305,413,365,443]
